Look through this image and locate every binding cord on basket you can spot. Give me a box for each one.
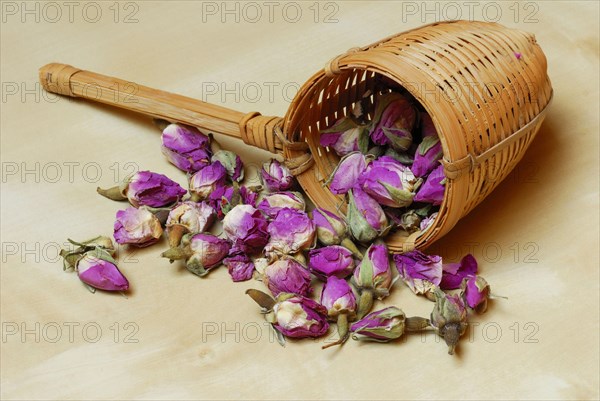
[240,112,314,176]
[325,47,362,77]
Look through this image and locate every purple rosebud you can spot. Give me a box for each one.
[166,201,216,247]
[350,306,406,341]
[431,288,468,355]
[263,258,312,297]
[186,233,230,276]
[346,188,388,243]
[223,254,255,282]
[358,156,417,208]
[419,212,438,232]
[370,94,417,147]
[265,208,315,256]
[261,159,294,192]
[312,208,347,245]
[440,254,478,290]
[412,114,444,177]
[240,185,259,206]
[76,252,129,292]
[126,171,186,208]
[257,192,305,218]
[308,245,355,279]
[461,276,490,313]
[320,117,369,156]
[189,161,228,201]
[212,150,244,182]
[321,276,356,317]
[328,152,367,195]
[222,204,269,254]
[161,124,212,173]
[273,294,329,338]
[394,250,442,296]
[353,242,392,296]
[114,207,163,247]
[414,164,445,205]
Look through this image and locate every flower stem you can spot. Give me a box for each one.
[341,237,363,260]
[356,289,374,319]
[96,186,126,202]
[322,313,350,350]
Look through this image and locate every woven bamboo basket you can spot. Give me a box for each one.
[39,20,553,253]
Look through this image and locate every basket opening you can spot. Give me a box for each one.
[285,67,445,252]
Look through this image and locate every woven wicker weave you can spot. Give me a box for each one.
[39,20,553,253]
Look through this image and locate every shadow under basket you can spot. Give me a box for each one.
[39,20,553,253]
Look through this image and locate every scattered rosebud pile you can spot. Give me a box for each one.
[58,88,505,356]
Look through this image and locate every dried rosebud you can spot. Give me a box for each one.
[370,94,417,148]
[346,188,389,243]
[321,276,356,317]
[311,208,346,245]
[165,201,216,247]
[319,117,369,156]
[222,204,269,254]
[320,276,356,348]
[328,152,368,195]
[97,171,186,208]
[75,250,129,292]
[440,254,478,290]
[161,123,211,173]
[261,159,294,192]
[223,254,255,282]
[265,208,315,256]
[272,293,329,338]
[412,114,444,177]
[353,242,393,318]
[358,156,417,208]
[240,185,260,206]
[431,288,468,355]
[394,250,442,296]
[257,192,305,218]
[351,306,406,342]
[263,257,312,297]
[461,275,490,313]
[161,233,230,277]
[420,212,438,232]
[113,207,163,247]
[414,164,445,205]
[308,245,355,279]
[387,209,421,233]
[211,150,244,182]
[189,161,228,201]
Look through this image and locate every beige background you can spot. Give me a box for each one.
[1,1,599,400]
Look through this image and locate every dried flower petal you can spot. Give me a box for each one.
[222,204,269,254]
[394,250,442,296]
[161,124,211,172]
[114,207,163,247]
[308,245,355,279]
[264,258,312,297]
[440,254,478,290]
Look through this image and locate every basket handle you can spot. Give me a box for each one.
[38,63,284,153]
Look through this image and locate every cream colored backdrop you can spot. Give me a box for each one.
[1,1,599,400]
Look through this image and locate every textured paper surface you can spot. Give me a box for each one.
[1,1,599,399]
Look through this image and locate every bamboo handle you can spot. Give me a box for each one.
[38,63,283,153]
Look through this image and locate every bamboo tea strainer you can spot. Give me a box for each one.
[39,20,553,253]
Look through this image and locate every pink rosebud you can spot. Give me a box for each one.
[358,156,417,208]
[321,276,356,316]
[161,233,230,277]
[272,294,329,338]
[414,164,445,205]
[222,204,269,254]
[114,207,163,247]
[353,242,393,318]
[189,161,228,201]
[76,253,129,292]
[263,258,312,297]
[256,192,305,218]
[440,254,478,290]
[394,250,442,296]
[346,188,389,243]
[328,152,368,195]
[261,159,294,192]
[166,201,216,247]
[161,123,211,173]
[370,94,417,147]
[351,306,406,342]
[223,254,255,282]
[412,113,443,177]
[461,275,490,313]
[320,117,369,156]
[97,171,186,208]
[265,208,315,256]
[308,245,355,279]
